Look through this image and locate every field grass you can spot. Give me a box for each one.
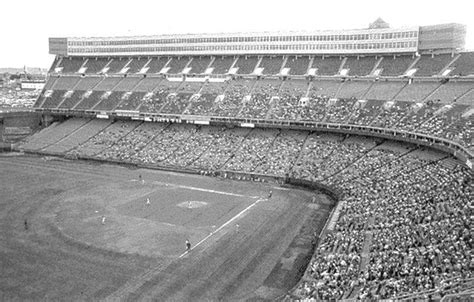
[0,154,332,301]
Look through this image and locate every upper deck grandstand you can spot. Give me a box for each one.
[2,19,473,301]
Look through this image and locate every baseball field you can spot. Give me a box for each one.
[0,153,333,301]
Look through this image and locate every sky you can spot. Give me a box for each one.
[1,0,473,69]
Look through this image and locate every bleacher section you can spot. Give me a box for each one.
[269,80,309,120]
[395,81,441,101]
[285,56,311,75]
[113,77,142,91]
[336,80,372,99]
[57,57,84,73]
[68,120,140,157]
[208,56,235,74]
[83,58,109,74]
[235,56,259,74]
[104,58,128,73]
[167,57,190,74]
[376,55,415,76]
[42,119,111,154]
[53,77,80,90]
[94,77,123,91]
[73,91,103,110]
[187,57,212,74]
[343,56,378,76]
[184,82,228,116]
[124,58,148,74]
[258,56,284,75]
[161,81,202,114]
[145,57,170,73]
[41,90,67,109]
[449,52,474,76]
[134,77,163,92]
[428,81,473,103]
[364,81,406,100]
[19,118,90,151]
[312,56,343,76]
[310,80,341,98]
[456,88,474,104]
[58,91,86,109]
[137,80,182,113]
[411,54,453,76]
[212,79,252,117]
[74,77,102,90]
[93,91,124,111]
[239,79,281,119]
[115,92,147,111]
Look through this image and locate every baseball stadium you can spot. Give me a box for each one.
[0,19,472,301]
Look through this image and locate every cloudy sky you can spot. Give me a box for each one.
[1,0,473,69]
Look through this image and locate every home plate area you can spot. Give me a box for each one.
[107,185,258,258]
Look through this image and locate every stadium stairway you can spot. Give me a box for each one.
[403,55,421,76]
[389,81,409,101]
[337,145,418,184]
[286,132,311,177]
[55,80,83,109]
[235,81,258,117]
[455,87,474,104]
[90,79,125,111]
[322,140,382,182]
[369,57,383,76]
[217,128,255,170]
[251,129,282,173]
[420,82,443,102]
[440,53,462,76]
[70,78,106,110]
[181,82,207,115]
[264,81,285,119]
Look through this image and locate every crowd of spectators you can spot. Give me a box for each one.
[211,80,252,117]
[0,88,39,109]
[293,143,472,300]
[67,120,139,157]
[238,80,281,119]
[223,129,279,172]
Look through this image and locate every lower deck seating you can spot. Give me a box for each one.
[19,118,90,151]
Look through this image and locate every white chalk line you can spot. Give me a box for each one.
[178,197,266,258]
[131,178,259,198]
[172,183,259,198]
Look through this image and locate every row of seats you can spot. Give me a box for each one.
[51,53,474,77]
[39,77,474,104]
[18,119,473,300]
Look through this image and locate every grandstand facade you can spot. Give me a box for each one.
[16,21,473,300]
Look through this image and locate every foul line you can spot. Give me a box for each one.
[148,180,259,198]
[178,197,266,258]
